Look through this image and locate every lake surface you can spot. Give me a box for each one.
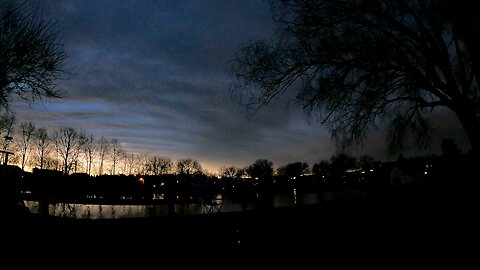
[23,190,365,219]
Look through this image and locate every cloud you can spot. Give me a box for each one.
[12,0,468,172]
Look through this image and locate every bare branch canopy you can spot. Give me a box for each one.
[230,0,479,158]
[0,0,66,111]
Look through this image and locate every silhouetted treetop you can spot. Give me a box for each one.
[176,158,202,175]
[0,0,66,111]
[246,159,274,180]
[230,0,479,158]
[278,161,309,178]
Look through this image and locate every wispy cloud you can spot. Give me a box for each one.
[12,0,467,171]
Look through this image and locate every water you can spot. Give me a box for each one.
[23,190,365,219]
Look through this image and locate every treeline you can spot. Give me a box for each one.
[3,111,473,186]
[13,138,475,205]
[1,114,204,176]
[2,111,383,179]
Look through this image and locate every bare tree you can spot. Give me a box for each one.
[124,152,138,176]
[42,155,58,170]
[277,162,309,179]
[97,136,109,175]
[109,138,122,175]
[121,150,129,175]
[81,133,96,175]
[246,159,273,180]
[147,156,161,176]
[133,154,145,175]
[148,156,173,175]
[52,126,82,175]
[176,158,202,175]
[157,157,173,175]
[312,160,330,178]
[118,150,127,175]
[230,0,480,159]
[0,0,66,110]
[141,154,152,175]
[221,166,240,179]
[18,121,35,170]
[33,127,50,169]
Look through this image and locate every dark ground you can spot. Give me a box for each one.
[14,185,478,264]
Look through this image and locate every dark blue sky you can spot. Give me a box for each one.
[13,0,468,172]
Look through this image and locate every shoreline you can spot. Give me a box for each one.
[14,186,477,258]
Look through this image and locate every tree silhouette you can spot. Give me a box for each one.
[81,134,96,175]
[329,153,357,182]
[52,126,82,175]
[18,121,35,170]
[220,166,240,179]
[97,136,109,175]
[246,159,274,181]
[278,161,309,179]
[109,138,122,175]
[176,158,202,175]
[230,0,479,159]
[148,156,172,175]
[312,160,330,178]
[0,0,66,110]
[247,159,274,209]
[33,127,50,169]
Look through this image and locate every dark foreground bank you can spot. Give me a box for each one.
[14,185,478,262]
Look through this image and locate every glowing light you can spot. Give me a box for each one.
[138,177,145,184]
[424,171,428,175]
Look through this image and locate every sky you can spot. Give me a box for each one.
[12,0,469,173]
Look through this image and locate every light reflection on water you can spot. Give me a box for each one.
[23,191,364,219]
[24,201,171,219]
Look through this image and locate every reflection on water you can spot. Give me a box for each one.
[24,201,171,219]
[23,191,364,219]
